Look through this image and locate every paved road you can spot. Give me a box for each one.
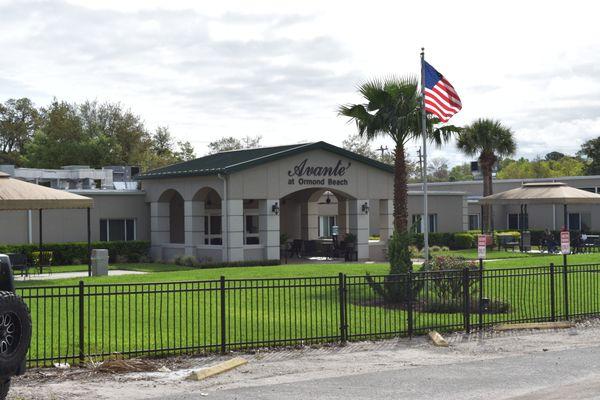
[157,345,600,400]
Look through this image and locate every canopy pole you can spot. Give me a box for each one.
[87,207,92,277]
[39,208,43,274]
[563,204,568,268]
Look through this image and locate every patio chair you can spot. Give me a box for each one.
[7,253,30,277]
[31,250,53,275]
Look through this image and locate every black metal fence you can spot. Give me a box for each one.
[17,262,600,367]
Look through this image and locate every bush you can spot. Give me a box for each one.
[367,231,423,305]
[421,256,479,302]
[450,233,475,250]
[0,241,150,265]
[171,257,280,269]
[422,297,511,314]
[408,245,421,258]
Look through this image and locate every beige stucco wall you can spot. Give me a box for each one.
[0,191,149,245]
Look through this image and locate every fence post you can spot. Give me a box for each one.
[78,280,85,364]
[562,263,569,320]
[338,273,347,344]
[407,270,414,338]
[463,267,471,333]
[549,263,556,322]
[478,259,483,331]
[220,276,226,354]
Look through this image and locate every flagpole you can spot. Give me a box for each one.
[420,47,429,261]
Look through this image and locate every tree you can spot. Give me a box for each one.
[497,156,585,179]
[208,135,262,154]
[176,141,195,161]
[342,133,377,158]
[0,98,39,164]
[427,157,450,182]
[449,163,473,181]
[457,119,516,231]
[339,76,458,233]
[578,137,600,175]
[545,151,565,161]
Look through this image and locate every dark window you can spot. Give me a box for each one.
[100,219,135,242]
[100,220,107,241]
[468,214,480,230]
[210,215,221,235]
[569,213,581,230]
[411,214,438,233]
[508,214,519,230]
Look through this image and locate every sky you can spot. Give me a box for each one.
[1,0,600,166]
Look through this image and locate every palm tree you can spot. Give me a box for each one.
[339,76,457,233]
[457,118,516,231]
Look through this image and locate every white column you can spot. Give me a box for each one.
[379,199,394,242]
[349,199,370,259]
[150,201,170,260]
[259,199,281,261]
[184,200,204,257]
[301,201,319,240]
[225,199,244,262]
[337,199,348,235]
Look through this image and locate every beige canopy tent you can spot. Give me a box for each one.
[479,182,600,206]
[479,182,600,253]
[0,172,94,275]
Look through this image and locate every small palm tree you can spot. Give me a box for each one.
[339,76,457,233]
[457,118,516,231]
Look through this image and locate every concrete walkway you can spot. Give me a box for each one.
[14,269,147,281]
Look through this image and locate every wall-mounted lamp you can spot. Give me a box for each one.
[272,201,280,215]
[361,202,369,214]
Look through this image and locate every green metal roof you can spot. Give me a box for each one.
[137,141,394,180]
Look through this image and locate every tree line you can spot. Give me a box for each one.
[0,98,196,171]
[342,127,600,182]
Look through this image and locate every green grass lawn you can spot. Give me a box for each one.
[16,251,600,367]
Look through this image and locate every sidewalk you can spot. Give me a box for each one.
[14,269,147,281]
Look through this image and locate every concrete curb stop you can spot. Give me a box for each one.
[187,357,248,381]
[428,331,449,347]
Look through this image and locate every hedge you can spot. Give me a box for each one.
[0,241,150,265]
[173,255,280,269]
[409,232,475,250]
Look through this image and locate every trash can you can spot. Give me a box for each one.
[521,231,531,252]
[91,249,109,276]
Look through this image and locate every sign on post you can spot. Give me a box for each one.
[477,234,487,259]
[561,230,571,255]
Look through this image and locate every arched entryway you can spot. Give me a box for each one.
[158,189,185,244]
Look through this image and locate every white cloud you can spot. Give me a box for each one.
[1,0,600,163]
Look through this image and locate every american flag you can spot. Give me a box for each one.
[423,61,462,122]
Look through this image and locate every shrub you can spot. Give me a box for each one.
[450,233,475,249]
[367,231,423,305]
[430,245,442,253]
[408,245,422,258]
[0,241,150,265]
[420,256,479,302]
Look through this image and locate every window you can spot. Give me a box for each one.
[507,213,529,230]
[468,214,480,231]
[568,213,581,230]
[204,214,222,245]
[244,214,260,245]
[318,216,337,238]
[411,214,438,233]
[100,219,135,242]
[580,187,598,193]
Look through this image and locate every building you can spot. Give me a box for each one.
[409,176,600,231]
[0,142,472,261]
[136,142,468,262]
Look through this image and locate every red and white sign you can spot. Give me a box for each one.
[477,235,487,259]
[561,230,570,255]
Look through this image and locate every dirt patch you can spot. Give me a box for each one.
[9,319,600,400]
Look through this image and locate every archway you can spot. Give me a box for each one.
[158,189,184,244]
[192,187,222,246]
